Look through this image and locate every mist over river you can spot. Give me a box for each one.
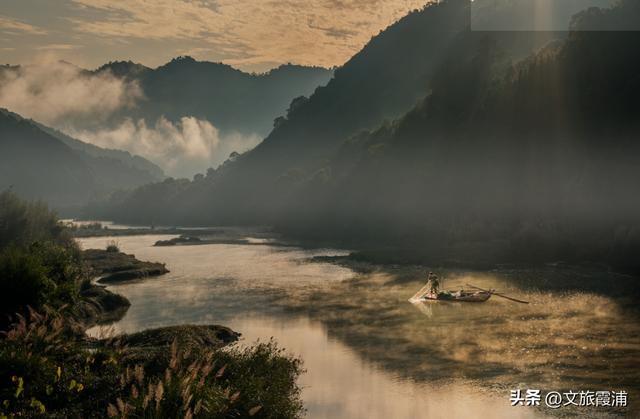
[81,233,638,418]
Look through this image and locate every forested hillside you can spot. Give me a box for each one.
[278,0,640,271]
[95,58,333,138]
[36,123,164,180]
[0,109,163,213]
[90,0,640,271]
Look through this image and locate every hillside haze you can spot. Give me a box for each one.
[0,59,333,178]
[97,57,334,138]
[0,109,164,214]
[90,0,640,273]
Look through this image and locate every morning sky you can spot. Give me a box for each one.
[0,0,429,72]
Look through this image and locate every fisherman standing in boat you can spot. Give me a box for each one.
[427,271,440,296]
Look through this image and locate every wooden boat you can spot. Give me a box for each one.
[409,280,494,303]
[418,290,493,303]
[410,281,529,305]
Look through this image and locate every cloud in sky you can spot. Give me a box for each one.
[67,117,262,178]
[0,15,47,35]
[34,44,79,51]
[0,0,430,71]
[0,59,141,128]
[0,59,261,177]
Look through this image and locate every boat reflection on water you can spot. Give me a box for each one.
[411,299,434,318]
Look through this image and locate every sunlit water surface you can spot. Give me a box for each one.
[82,235,637,418]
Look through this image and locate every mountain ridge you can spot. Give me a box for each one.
[92,56,334,138]
[0,108,164,214]
[87,0,640,273]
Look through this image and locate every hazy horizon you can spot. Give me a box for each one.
[3,56,334,75]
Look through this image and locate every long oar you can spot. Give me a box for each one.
[466,283,529,304]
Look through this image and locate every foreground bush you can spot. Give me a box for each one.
[105,240,120,253]
[0,191,74,250]
[0,312,121,418]
[0,312,304,418]
[0,191,83,328]
[0,242,82,329]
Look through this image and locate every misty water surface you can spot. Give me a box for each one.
[82,234,637,418]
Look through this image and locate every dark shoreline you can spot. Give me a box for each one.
[83,248,169,284]
[77,248,241,350]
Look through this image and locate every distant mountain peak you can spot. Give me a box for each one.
[263,64,332,77]
[95,60,150,78]
[171,55,197,63]
[159,56,239,74]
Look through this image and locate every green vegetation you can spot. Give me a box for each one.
[105,240,120,253]
[0,313,119,418]
[0,191,81,328]
[0,243,80,326]
[0,191,305,418]
[0,191,74,250]
[0,312,303,418]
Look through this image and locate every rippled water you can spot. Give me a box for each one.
[82,235,638,418]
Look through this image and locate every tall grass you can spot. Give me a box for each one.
[105,240,120,253]
[0,312,304,418]
[0,192,305,418]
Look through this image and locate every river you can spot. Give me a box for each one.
[81,234,638,418]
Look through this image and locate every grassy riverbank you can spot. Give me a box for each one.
[83,248,169,284]
[0,191,305,418]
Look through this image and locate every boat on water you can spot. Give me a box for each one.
[409,279,494,303]
[417,289,493,303]
[409,279,529,305]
